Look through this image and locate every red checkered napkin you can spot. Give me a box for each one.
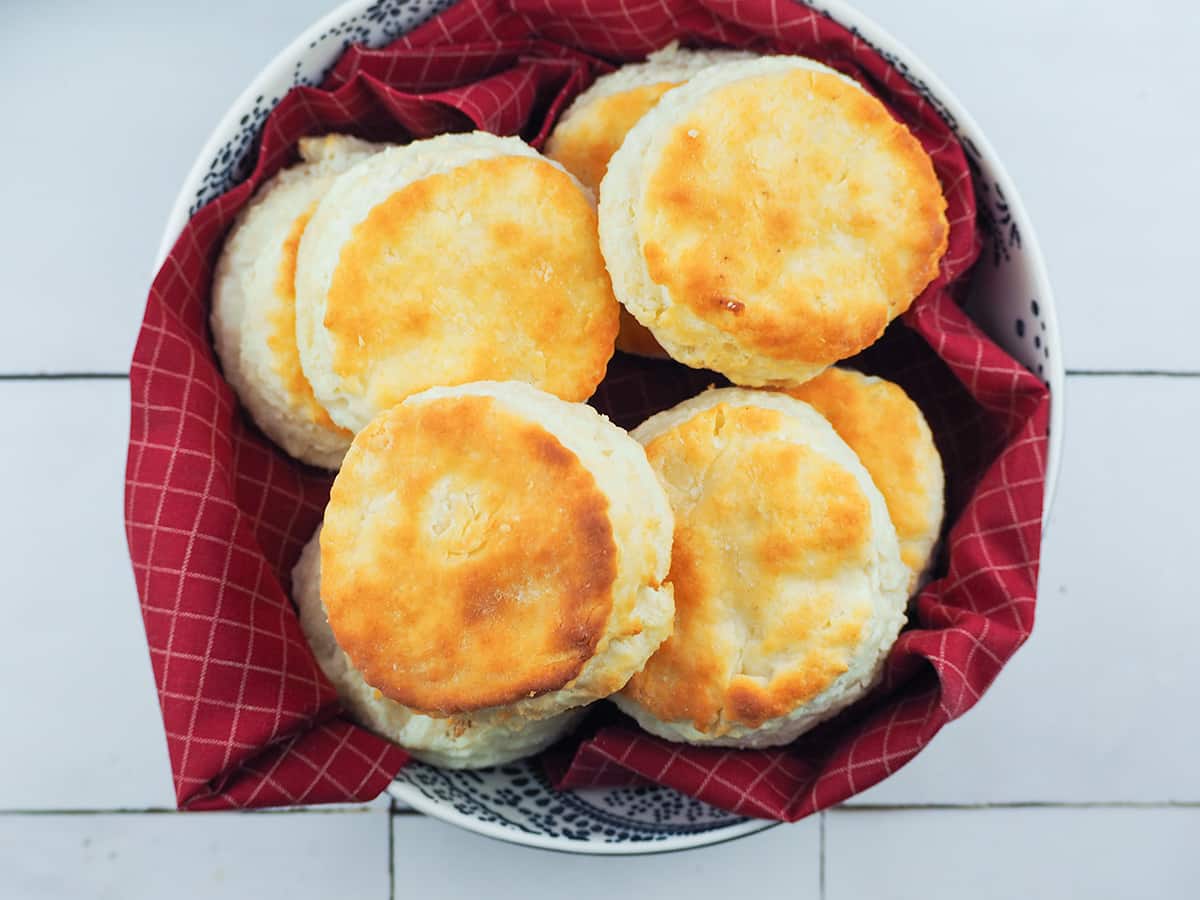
[126,0,1050,816]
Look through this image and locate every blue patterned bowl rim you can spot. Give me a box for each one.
[153,0,1063,855]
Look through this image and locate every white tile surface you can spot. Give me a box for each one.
[391,815,817,895]
[0,0,334,375]
[847,375,1200,804]
[850,0,1200,372]
[825,807,1200,900]
[0,380,174,809]
[3,0,1198,374]
[0,377,400,812]
[2,0,1196,886]
[0,809,389,899]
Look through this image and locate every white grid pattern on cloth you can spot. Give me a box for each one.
[129,120,406,808]
[573,730,818,818]
[126,9,627,808]
[180,720,406,809]
[126,0,1049,817]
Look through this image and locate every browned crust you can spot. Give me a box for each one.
[622,402,873,733]
[321,395,618,715]
[786,368,943,578]
[267,206,350,434]
[640,68,949,366]
[323,155,619,410]
[547,81,681,194]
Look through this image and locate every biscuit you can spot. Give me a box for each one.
[613,388,908,747]
[294,132,620,433]
[293,528,585,769]
[547,43,757,197]
[211,134,380,468]
[319,381,675,720]
[785,368,944,591]
[547,43,755,359]
[600,56,949,386]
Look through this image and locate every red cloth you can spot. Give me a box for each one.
[126,0,1049,817]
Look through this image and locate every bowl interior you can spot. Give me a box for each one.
[157,0,1062,854]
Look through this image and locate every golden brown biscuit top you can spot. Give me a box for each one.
[548,82,680,193]
[624,402,873,733]
[324,155,618,410]
[545,81,676,361]
[785,368,943,578]
[268,207,352,436]
[320,395,618,716]
[638,69,948,365]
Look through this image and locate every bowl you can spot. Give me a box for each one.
[154,0,1063,854]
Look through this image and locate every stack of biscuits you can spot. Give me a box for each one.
[211,45,949,768]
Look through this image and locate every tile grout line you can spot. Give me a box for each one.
[2,369,1200,383]
[834,800,1200,811]
[387,796,396,900]
[3,800,1198,817]
[1064,369,1200,377]
[1,371,1200,404]
[0,372,130,381]
[819,811,827,900]
[0,805,396,816]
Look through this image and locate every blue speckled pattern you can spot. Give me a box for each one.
[188,0,457,216]
[393,759,748,844]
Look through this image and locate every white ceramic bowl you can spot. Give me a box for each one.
[155,0,1063,854]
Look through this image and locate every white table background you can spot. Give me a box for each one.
[2,1,1197,896]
